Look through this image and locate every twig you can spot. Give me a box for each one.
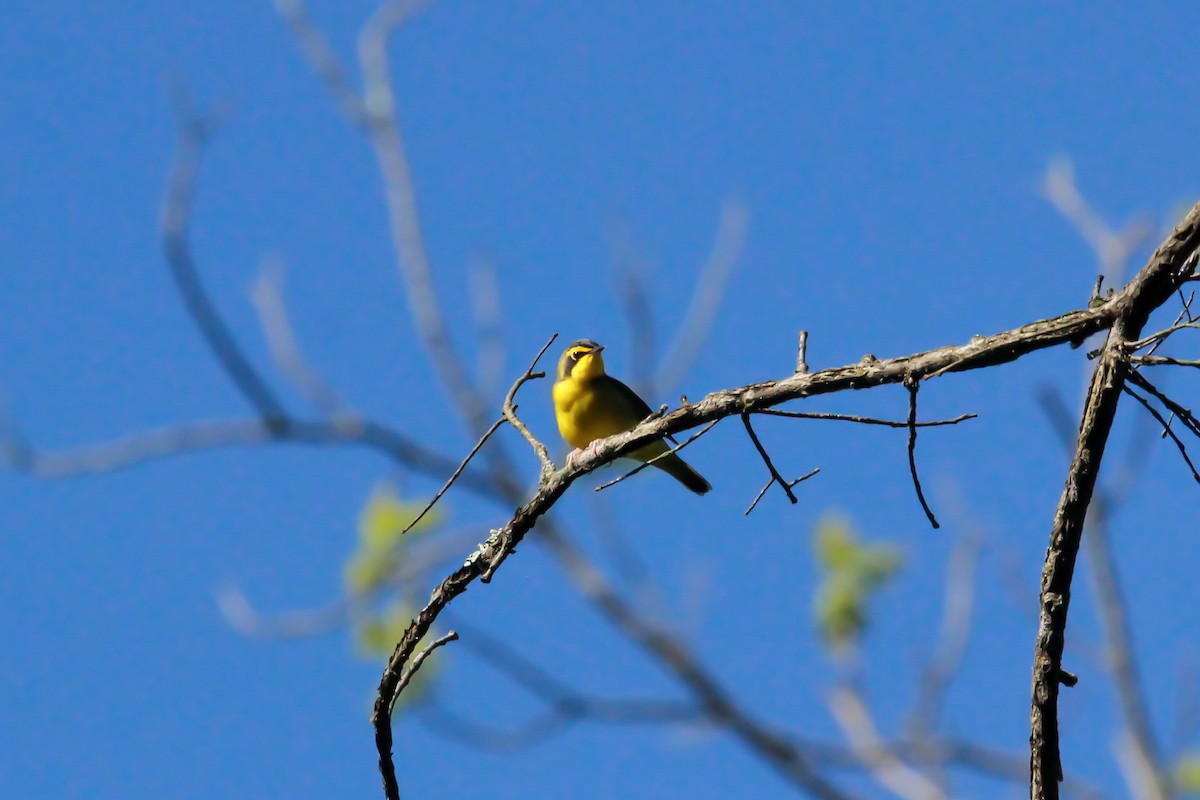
[1121,386,1200,482]
[905,378,940,529]
[1125,320,1200,351]
[502,334,559,481]
[744,468,820,516]
[741,412,797,505]
[593,420,720,492]
[1125,369,1200,439]
[796,330,810,374]
[757,409,977,428]
[1130,354,1200,368]
[391,630,458,710]
[401,417,507,536]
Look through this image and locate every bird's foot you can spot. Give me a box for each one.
[566,440,605,470]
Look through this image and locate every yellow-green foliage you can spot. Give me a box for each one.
[344,483,440,596]
[812,513,902,648]
[1176,752,1200,795]
[345,483,448,709]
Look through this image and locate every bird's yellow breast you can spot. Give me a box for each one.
[553,378,633,450]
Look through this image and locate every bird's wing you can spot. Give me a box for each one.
[598,375,676,441]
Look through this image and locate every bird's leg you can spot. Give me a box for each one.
[565,448,585,469]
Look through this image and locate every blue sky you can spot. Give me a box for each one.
[2,2,1200,798]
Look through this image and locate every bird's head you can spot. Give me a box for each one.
[556,339,606,382]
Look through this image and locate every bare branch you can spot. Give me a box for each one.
[1031,201,1200,800]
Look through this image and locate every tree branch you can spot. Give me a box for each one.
[1030,200,1200,800]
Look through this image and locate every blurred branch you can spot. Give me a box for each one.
[1043,156,1153,280]
[608,217,659,393]
[907,532,982,739]
[654,199,749,396]
[162,106,287,427]
[1086,497,1171,800]
[829,683,948,800]
[1,416,492,495]
[251,257,348,417]
[467,253,506,399]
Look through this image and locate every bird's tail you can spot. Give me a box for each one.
[650,450,712,495]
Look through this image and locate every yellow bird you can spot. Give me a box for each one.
[552,339,711,495]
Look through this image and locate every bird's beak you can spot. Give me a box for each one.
[590,345,605,355]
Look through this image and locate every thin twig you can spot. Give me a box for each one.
[741,412,797,504]
[392,631,458,710]
[905,378,940,529]
[757,409,977,428]
[1125,370,1200,439]
[1130,354,1200,368]
[1121,386,1200,482]
[502,334,559,481]
[744,468,820,516]
[402,417,507,536]
[593,420,720,492]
